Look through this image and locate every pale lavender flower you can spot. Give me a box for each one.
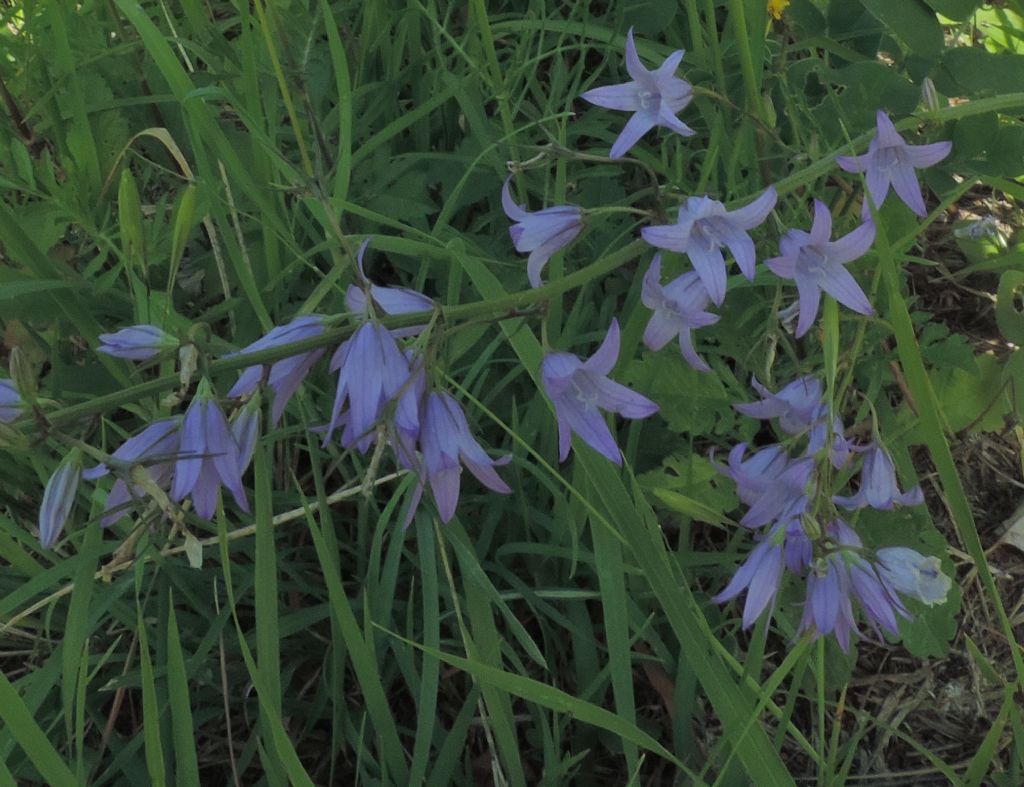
[739,455,815,528]
[836,110,952,217]
[640,254,719,372]
[39,449,82,548]
[501,177,583,288]
[799,552,858,651]
[98,325,177,360]
[713,523,786,628]
[83,417,181,527]
[715,442,791,507]
[764,200,876,338]
[875,547,951,606]
[346,239,434,336]
[832,519,910,638]
[734,376,823,435]
[82,417,181,482]
[541,319,659,465]
[849,558,910,638]
[227,315,327,426]
[171,379,249,519]
[419,392,512,522]
[323,322,411,452]
[642,187,777,305]
[0,379,21,422]
[833,443,924,511]
[580,27,695,158]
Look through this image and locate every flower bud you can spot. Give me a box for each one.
[921,77,940,114]
[39,448,83,548]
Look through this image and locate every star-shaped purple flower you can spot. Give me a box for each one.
[734,376,823,435]
[640,254,719,372]
[836,110,952,218]
[764,200,876,338]
[580,27,695,159]
[541,319,659,465]
[642,187,777,306]
[501,177,583,288]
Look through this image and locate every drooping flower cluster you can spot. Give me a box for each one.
[712,375,949,649]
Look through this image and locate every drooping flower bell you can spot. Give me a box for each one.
[640,254,719,372]
[171,379,249,519]
[501,178,583,288]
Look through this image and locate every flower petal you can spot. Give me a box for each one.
[580,82,642,112]
[904,140,951,168]
[584,319,621,377]
[609,110,657,159]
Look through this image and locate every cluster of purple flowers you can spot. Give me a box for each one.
[26,27,956,653]
[712,375,950,649]
[502,29,952,360]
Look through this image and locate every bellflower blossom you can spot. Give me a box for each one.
[580,27,695,159]
[323,322,411,453]
[38,449,83,548]
[84,418,182,527]
[765,200,876,338]
[501,177,583,288]
[798,521,913,649]
[98,325,178,360]
[541,319,659,465]
[0,379,21,422]
[739,455,815,528]
[735,376,823,435]
[171,379,249,519]
[836,110,952,218]
[713,522,786,628]
[716,442,791,507]
[876,547,951,606]
[642,187,777,306]
[714,519,814,629]
[734,375,855,467]
[833,443,924,511]
[227,315,327,426]
[419,392,512,522]
[346,239,434,336]
[640,254,719,372]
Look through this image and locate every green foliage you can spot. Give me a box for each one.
[0,0,1021,784]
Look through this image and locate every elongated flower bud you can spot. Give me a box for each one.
[39,449,83,548]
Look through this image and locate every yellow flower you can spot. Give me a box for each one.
[768,0,790,19]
